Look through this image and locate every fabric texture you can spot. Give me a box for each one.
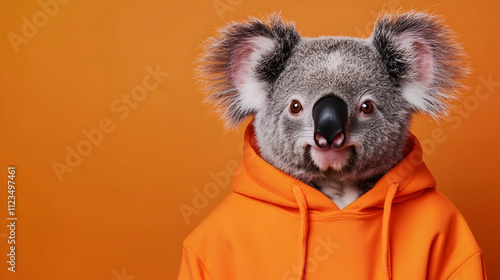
[178,124,487,280]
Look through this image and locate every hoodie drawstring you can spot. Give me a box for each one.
[382,182,399,280]
[291,181,398,280]
[291,184,309,280]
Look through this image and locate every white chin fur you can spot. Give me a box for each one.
[310,147,350,171]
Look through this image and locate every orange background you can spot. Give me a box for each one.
[0,0,499,279]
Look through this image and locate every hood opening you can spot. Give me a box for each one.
[233,123,436,278]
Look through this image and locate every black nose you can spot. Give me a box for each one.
[312,96,348,149]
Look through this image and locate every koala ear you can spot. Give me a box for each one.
[199,14,301,128]
[370,12,468,118]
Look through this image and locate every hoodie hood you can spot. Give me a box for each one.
[180,123,486,280]
[232,124,436,279]
[233,124,436,214]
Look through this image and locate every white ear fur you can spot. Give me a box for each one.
[399,37,444,116]
[371,12,467,118]
[231,36,276,113]
[401,82,446,118]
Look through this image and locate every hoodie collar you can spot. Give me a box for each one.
[233,124,436,279]
[233,124,436,213]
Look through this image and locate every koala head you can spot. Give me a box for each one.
[199,12,466,190]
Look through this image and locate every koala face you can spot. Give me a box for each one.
[200,12,465,189]
[254,37,412,184]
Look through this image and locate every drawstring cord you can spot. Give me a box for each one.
[382,182,399,280]
[291,181,398,280]
[291,184,309,280]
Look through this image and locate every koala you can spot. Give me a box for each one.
[199,12,465,209]
[180,12,486,280]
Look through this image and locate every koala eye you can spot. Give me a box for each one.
[360,101,374,115]
[289,100,303,114]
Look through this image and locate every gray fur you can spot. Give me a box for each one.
[198,14,300,128]
[371,12,467,117]
[199,12,467,196]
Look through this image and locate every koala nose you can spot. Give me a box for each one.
[312,96,348,149]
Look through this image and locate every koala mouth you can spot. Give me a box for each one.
[309,145,352,172]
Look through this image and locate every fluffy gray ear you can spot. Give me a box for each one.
[370,12,468,118]
[199,15,301,128]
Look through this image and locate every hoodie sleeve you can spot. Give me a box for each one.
[446,251,487,280]
[178,245,213,280]
[426,197,488,280]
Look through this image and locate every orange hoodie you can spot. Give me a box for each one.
[178,124,487,279]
